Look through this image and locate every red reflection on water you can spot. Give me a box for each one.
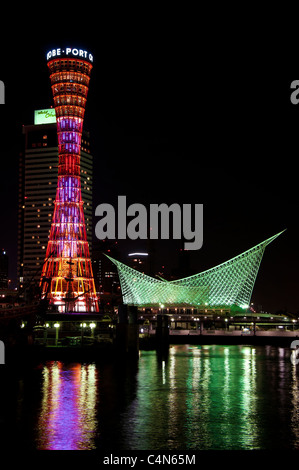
[36,361,98,450]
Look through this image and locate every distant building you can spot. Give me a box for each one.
[0,249,8,290]
[127,252,149,274]
[18,109,94,291]
[171,243,192,279]
[92,240,120,294]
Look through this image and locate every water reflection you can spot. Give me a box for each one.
[291,362,299,448]
[17,345,299,450]
[36,362,98,450]
[121,345,261,450]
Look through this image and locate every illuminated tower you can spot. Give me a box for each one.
[40,47,98,313]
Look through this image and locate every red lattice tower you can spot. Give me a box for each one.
[40,48,98,313]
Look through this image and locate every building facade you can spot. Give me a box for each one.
[0,249,8,290]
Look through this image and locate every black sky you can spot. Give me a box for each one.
[0,12,298,313]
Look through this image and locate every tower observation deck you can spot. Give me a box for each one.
[40,47,98,313]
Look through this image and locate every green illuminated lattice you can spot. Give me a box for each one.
[107,231,284,309]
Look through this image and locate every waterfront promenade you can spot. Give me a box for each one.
[167,329,299,346]
[169,329,299,337]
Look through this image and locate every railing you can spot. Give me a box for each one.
[167,329,299,337]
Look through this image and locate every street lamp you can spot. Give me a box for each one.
[90,322,96,338]
[43,323,50,345]
[80,322,87,345]
[293,319,296,331]
[54,322,60,346]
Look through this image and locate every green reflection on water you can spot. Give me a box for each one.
[184,345,259,449]
[124,345,272,450]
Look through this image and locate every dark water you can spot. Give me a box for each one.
[1,344,299,450]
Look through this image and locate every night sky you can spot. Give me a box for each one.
[0,13,298,313]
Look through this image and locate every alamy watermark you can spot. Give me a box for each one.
[95,196,203,250]
[0,340,4,364]
[0,80,4,104]
[290,340,299,365]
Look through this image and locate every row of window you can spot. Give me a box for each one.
[55,105,85,118]
[23,199,91,207]
[24,172,92,181]
[57,116,83,132]
[48,58,92,72]
[58,143,81,155]
[29,144,91,154]
[50,70,91,86]
[51,82,89,97]
[54,95,86,107]
[57,132,81,144]
[24,163,92,171]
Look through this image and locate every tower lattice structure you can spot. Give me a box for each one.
[40,50,98,313]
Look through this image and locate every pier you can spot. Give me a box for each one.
[1,304,298,363]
